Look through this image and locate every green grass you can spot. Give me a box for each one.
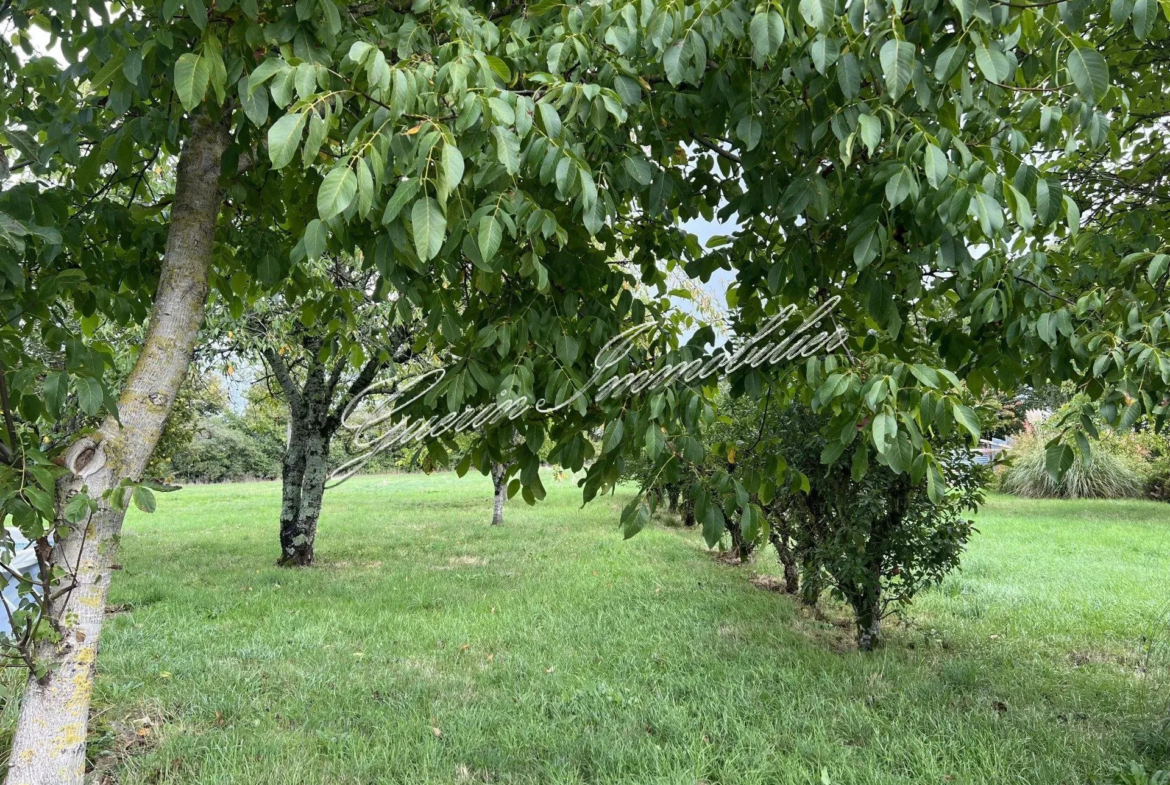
[6,476,1170,784]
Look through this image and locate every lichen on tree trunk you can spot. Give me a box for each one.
[267,340,383,567]
[4,116,228,785]
[287,431,329,565]
[277,419,308,564]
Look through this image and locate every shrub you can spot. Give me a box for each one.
[999,429,1146,500]
[168,415,283,483]
[767,405,989,650]
[1132,425,1170,502]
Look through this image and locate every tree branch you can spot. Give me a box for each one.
[264,348,304,414]
[692,135,742,165]
[326,356,385,435]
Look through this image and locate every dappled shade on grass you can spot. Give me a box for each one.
[26,475,1170,784]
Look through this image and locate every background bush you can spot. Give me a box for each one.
[1000,429,1147,500]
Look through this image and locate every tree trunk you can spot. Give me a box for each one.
[854,592,883,652]
[490,463,507,525]
[682,498,695,527]
[4,117,227,785]
[799,554,822,607]
[666,484,679,513]
[277,419,307,564]
[281,431,328,566]
[726,515,754,563]
[769,528,800,594]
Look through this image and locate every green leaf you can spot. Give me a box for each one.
[186,0,207,29]
[247,59,285,95]
[77,376,104,416]
[268,112,307,169]
[355,158,375,217]
[853,229,880,270]
[383,179,419,223]
[1067,46,1109,105]
[411,197,447,261]
[1147,254,1169,286]
[486,55,512,83]
[132,485,157,513]
[1133,0,1156,38]
[317,165,357,220]
[63,492,92,524]
[858,113,881,154]
[799,0,835,32]
[924,143,948,188]
[492,126,520,175]
[933,44,965,83]
[123,50,143,84]
[885,165,916,207]
[304,219,327,259]
[442,143,465,190]
[880,39,914,101]
[1064,195,1081,236]
[810,36,839,75]
[174,53,209,112]
[478,214,503,264]
[736,115,762,151]
[536,102,562,139]
[602,417,624,453]
[749,11,785,66]
[837,52,860,98]
[953,403,981,440]
[295,62,318,100]
[1045,442,1074,482]
[974,42,999,83]
[872,410,896,453]
[927,462,946,503]
[851,444,869,481]
[238,77,268,126]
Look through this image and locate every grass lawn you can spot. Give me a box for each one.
[4,474,1169,784]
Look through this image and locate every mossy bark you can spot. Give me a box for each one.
[4,117,228,785]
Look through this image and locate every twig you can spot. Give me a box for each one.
[692,135,742,165]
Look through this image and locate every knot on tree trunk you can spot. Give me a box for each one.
[63,438,106,479]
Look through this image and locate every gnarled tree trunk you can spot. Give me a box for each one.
[490,462,508,525]
[4,117,228,785]
[267,342,381,566]
[768,526,800,594]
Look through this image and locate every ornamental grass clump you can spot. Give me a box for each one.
[1000,430,1146,500]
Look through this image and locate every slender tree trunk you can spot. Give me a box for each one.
[769,528,800,594]
[490,462,507,525]
[277,420,307,564]
[667,484,679,513]
[854,590,883,651]
[726,516,754,562]
[682,498,695,527]
[799,554,822,607]
[4,118,227,785]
